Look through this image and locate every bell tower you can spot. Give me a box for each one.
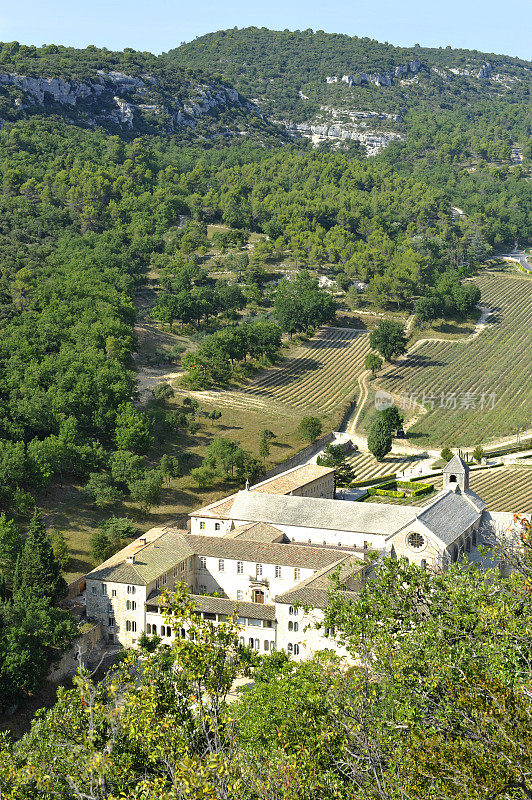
[443,454,469,492]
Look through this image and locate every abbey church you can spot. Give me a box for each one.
[85,456,510,658]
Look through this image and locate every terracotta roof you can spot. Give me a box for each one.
[251,464,335,495]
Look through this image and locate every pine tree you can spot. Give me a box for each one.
[16,511,66,603]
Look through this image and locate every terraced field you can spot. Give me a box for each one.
[246,326,370,414]
[426,465,532,513]
[345,450,429,482]
[180,326,370,422]
[377,272,532,447]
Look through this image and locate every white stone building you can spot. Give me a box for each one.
[85,457,501,658]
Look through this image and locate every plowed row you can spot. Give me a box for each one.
[245,327,370,413]
[345,450,427,481]
[378,273,532,447]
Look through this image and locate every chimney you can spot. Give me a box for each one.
[139,537,147,545]
[245,479,250,491]
[126,555,135,564]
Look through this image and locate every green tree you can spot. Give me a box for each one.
[472,445,484,464]
[367,416,392,461]
[128,470,163,513]
[364,352,382,377]
[441,447,454,462]
[49,529,70,573]
[15,511,66,603]
[114,402,153,455]
[369,320,407,362]
[258,429,271,462]
[84,472,122,508]
[0,514,22,586]
[297,416,322,443]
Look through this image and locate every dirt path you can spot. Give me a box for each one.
[135,366,184,404]
[344,305,494,444]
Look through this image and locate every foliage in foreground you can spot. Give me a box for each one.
[2,553,532,798]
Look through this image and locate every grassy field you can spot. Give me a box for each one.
[376,270,532,448]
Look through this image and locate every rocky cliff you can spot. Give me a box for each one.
[0,68,281,140]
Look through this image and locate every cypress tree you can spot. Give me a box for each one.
[16,511,66,603]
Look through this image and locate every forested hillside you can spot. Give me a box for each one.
[169,28,532,161]
[0,41,287,143]
[0,28,530,724]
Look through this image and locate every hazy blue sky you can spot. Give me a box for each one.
[1,0,531,59]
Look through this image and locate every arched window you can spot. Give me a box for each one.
[421,559,427,569]
[472,529,477,546]
[293,622,299,633]
[288,621,293,632]
[449,475,457,483]
[264,640,269,651]
[293,644,300,655]
[255,639,260,650]
[239,636,245,646]
[252,589,265,604]
[249,637,254,648]
[146,624,152,634]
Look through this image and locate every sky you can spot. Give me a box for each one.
[1,0,531,60]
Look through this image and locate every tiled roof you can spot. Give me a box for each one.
[226,491,419,535]
[227,522,287,543]
[275,555,364,608]
[147,590,276,621]
[251,464,335,495]
[443,455,469,474]
[186,534,347,570]
[88,529,194,585]
[417,489,482,546]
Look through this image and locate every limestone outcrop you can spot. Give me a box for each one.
[0,70,256,133]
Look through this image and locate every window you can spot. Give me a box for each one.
[173,567,178,578]
[264,620,272,628]
[237,590,243,600]
[215,522,221,531]
[218,559,224,572]
[325,626,336,637]
[200,557,207,570]
[264,640,269,651]
[199,584,206,593]
[102,584,107,595]
[91,586,96,594]
[288,621,294,632]
[275,566,281,578]
[108,617,115,628]
[126,600,131,610]
[127,585,136,595]
[249,637,254,648]
[255,639,260,650]
[199,521,205,530]
[293,644,300,655]
[421,559,427,569]
[287,643,293,653]
[239,636,245,646]
[155,577,161,589]
[111,589,117,597]
[180,561,185,572]
[126,621,130,632]
[270,641,275,651]
[237,561,243,574]
[147,624,152,634]
[248,618,261,627]
[294,568,300,580]
[256,563,263,577]
[288,620,299,633]
[289,605,298,616]
[407,532,425,550]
